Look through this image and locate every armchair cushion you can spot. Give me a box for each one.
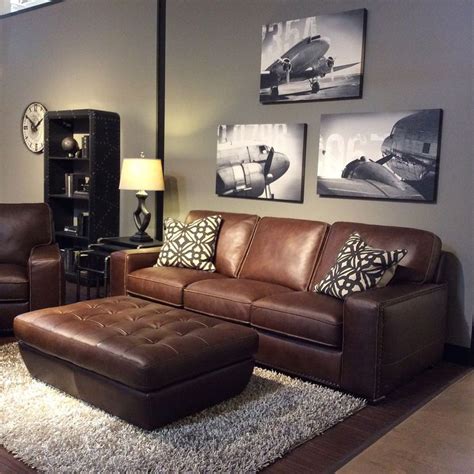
[0,264,28,301]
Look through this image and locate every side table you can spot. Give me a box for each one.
[75,236,162,301]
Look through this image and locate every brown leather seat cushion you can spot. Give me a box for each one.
[251,291,343,348]
[127,266,227,306]
[14,296,258,392]
[184,278,293,324]
[0,264,29,301]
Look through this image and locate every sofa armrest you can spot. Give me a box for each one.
[341,283,447,401]
[28,243,64,310]
[110,247,162,296]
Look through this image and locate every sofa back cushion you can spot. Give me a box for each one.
[0,203,53,266]
[312,222,441,286]
[186,210,259,277]
[239,217,329,290]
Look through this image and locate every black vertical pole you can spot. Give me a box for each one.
[155,0,166,241]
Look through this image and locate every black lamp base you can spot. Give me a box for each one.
[130,231,153,243]
[131,190,153,243]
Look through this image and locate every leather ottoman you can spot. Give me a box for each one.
[14,296,258,430]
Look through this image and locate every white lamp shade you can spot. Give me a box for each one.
[119,158,165,191]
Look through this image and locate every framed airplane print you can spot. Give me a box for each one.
[260,9,367,104]
[316,109,443,202]
[216,123,307,203]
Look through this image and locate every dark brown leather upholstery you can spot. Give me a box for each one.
[0,203,63,332]
[0,203,53,266]
[239,217,328,290]
[184,278,292,324]
[0,265,29,301]
[0,302,29,332]
[15,296,258,429]
[251,292,343,348]
[110,247,161,296]
[312,221,442,286]
[341,283,447,400]
[256,332,342,387]
[29,243,63,311]
[20,343,255,430]
[127,266,227,306]
[108,210,448,402]
[186,210,259,277]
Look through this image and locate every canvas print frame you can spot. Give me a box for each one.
[216,123,307,204]
[260,8,367,104]
[316,109,443,203]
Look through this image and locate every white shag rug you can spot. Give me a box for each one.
[0,343,365,473]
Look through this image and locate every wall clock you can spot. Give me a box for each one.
[22,102,47,153]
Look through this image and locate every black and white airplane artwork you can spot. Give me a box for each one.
[260,35,359,99]
[317,110,442,201]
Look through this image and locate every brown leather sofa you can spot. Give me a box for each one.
[0,203,64,333]
[110,210,447,402]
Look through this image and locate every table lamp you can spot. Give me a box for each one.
[119,153,165,242]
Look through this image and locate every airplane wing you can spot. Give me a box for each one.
[317,177,424,200]
[332,62,360,72]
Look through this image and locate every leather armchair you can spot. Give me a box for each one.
[0,203,64,333]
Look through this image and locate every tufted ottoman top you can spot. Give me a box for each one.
[14,296,258,392]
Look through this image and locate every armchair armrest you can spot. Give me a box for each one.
[341,283,447,402]
[110,247,162,296]
[28,243,64,311]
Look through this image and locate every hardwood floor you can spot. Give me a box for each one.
[264,362,469,473]
[339,371,474,473]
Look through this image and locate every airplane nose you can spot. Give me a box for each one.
[267,152,290,182]
[319,36,331,49]
[381,136,394,156]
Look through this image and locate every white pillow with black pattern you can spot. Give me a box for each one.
[314,232,407,299]
[155,215,222,272]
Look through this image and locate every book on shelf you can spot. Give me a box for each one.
[81,135,89,160]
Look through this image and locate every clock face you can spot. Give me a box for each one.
[22,102,47,153]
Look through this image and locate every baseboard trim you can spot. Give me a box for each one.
[443,343,473,366]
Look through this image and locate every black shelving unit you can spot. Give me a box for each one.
[44,109,120,279]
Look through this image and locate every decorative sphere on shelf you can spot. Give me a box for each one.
[61,137,79,158]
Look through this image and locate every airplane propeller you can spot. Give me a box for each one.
[278,57,292,84]
[263,147,275,181]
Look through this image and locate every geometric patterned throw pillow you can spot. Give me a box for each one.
[314,232,407,299]
[155,215,222,272]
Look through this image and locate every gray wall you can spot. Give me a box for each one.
[0,0,158,235]
[165,0,473,347]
